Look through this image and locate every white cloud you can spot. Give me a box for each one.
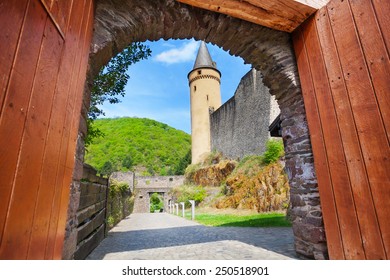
[154,40,198,64]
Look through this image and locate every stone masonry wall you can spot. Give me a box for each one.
[210,69,280,159]
[133,176,184,213]
[68,0,328,259]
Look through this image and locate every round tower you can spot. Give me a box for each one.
[188,41,222,164]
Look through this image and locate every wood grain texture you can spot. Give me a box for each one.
[0,0,94,259]
[0,18,64,259]
[327,0,390,258]
[0,1,47,250]
[293,25,345,259]
[0,0,29,115]
[53,0,95,259]
[294,0,390,259]
[301,16,365,259]
[176,0,320,32]
[27,0,85,259]
[348,0,390,143]
[315,7,386,260]
[371,0,390,55]
[45,0,89,259]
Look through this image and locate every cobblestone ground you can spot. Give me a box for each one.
[87,213,298,260]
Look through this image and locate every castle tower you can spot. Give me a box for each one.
[188,41,222,164]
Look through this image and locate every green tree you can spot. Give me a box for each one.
[150,193,163,213]
[100,160,114,176]
[174,150,191,175]
[122,155,133,169]
[86,42,151,146]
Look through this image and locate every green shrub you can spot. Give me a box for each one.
[261,139,284,164]
[170,185,207,207]
[106,180,132,231]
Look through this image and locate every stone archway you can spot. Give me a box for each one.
[76,0,326,259]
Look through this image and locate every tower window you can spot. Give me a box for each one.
[198,70,202,75]
[194,86,196,91]
[206,95,209,101]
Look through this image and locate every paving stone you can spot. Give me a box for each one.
[87,213,298,260]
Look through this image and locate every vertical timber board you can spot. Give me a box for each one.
[371,0,390,54]
[49,0,73,35]
[44,0,90,259]
[327,0,390,258]
[53,0,95,259]
[301,17,365,259]
[0,0,93,259]
[294,0,390,259]
[0,15,64,259]
[0,0,29,114]
[0,0,47,251]
[315,8,386,259]
[40,0,72,36]
[348,0,390,142]
[292,25,345,259]
[27,0,85,260]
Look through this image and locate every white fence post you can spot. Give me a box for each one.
[180,202,185,218]
[189,200,195,220]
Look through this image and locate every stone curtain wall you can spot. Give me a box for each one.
[71,0,328,259]
[210,69,280,159]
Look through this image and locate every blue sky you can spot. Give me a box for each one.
[99,39,251,134]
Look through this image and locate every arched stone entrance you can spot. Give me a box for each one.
[73,0,325,259]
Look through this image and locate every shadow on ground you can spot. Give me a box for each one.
[87,214,298,260]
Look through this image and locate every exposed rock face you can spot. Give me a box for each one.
[70,0,328,259]
[186,160,237,187]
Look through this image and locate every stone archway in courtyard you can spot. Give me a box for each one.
[73,0,324,259]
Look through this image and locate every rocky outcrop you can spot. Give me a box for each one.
[186,160,237,187]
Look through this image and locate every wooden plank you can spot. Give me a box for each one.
[52,0,95,259]
[79,193,107,211]
[74,224,105,260]
[0,18,64,259]
[292,24,345,259]
[371,0,390,54]
[77,201,106,225]
[348,0,390,144]
[77,209,105,244]
[50,0,74,35]
[0,1,47,250]
[0,0,29,115]
[176,0,320,32]
[27,0,86,260]
[315,7,386,260]
[40,0,53,9]
[303,15,365,259]
[80,182,107,195]
[43,0,89,259]
[327,0,390,258]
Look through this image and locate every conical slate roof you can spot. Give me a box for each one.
[193,41,218,71]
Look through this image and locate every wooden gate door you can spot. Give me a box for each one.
[293,0,390,259]
[0,0,94,259]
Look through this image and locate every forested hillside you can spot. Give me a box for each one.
[85,117,191,176]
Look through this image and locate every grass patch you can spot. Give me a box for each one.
[185,211,291,227]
